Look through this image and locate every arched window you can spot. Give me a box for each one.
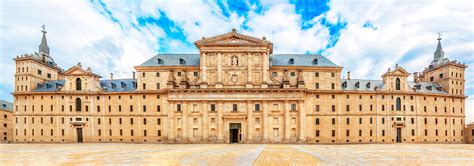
[312,58,318,65]
[76,78,82,91]
[75,98,81,112]
[395,78,401,90]
[289,58,294,64]
[396,97,401,111]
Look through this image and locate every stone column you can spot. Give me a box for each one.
[262,52,269,88]
[217,101,224,142]
[182,102,188,141]
[284,101,290,141]
[202,102,209,141]
[262,101,269,141]
[246,52,252,88]
[169,102,175,141]
[201,52,207,83]
[217,52,223,88]
[247,101,253,141]
[298,100,306,142]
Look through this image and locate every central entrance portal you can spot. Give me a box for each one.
[396,128,402,143]
[229,123,241,143]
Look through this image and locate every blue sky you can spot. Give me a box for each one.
[0,0,473,122]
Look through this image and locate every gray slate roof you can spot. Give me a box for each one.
[0,100,13,111]
[341,79,447,94]
[33,79,137,92]
[341,79,384,91]
[140,54,200,67]
[270,54,338,67]
[32,80,65,92]
[138,54,339,67]
[100,79,137,92]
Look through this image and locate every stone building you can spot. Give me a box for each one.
[1,100,13,143]
[466,123,474,144]
[12,28,467,144]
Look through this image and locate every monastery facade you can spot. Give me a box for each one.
[12,29,467,144]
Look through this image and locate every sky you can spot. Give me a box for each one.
[0,0,473,123]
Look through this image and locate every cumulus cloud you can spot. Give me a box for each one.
[0,0,472,123]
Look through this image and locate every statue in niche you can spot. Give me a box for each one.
[231,56,238,66]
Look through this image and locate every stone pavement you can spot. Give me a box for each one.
[0,144,473,165]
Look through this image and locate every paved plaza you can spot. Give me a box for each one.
[0,144,473,165]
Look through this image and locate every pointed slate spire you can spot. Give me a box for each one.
[433,33,444,62]
[39,25,50,55]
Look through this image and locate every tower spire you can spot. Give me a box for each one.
[433,33,444,62]
[39,24,50,55]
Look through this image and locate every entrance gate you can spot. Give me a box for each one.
[229,123,241,143]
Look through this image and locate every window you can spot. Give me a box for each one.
[332,118,335,125]
[37,69,42,75]
[156,83,160,89]
[316,130,320,137]
[157,58,163,64]
[210,104,216,112]
[75,98,81,112]
[346,118,350,124]
[396,97,401,111]
[255,104,260,111]
[157,118,161,125]
[315,118,320,125]
[291,104,297,111]
[382,118,385,124]
[331,73,335,77]
[332,130,336,137]
[156,72,160,77]
[193,72,198,77]
[395,78,401,90]
[315,72,319,77]
[232,104,238,112]
[47,73,51,79]
[290,72,296,77]
[346,105,350,112]
[430,77,434,82]
[288,58,294,64]
[315,105,320,112]
[332,105,335,112]
[143,83,146,90]
[439,73,443,78]
[312,58,319,65]
[331,83,335,89]
[315,83,319,89]
[179,58,186,65]
[143,105,147,112]
[76,78,82,91]
[157,105,161,112]
[272,72,277,77]
[177,104,181,112]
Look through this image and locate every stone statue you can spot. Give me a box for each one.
[232,56,238,66]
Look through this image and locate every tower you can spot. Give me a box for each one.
[415,35,467,95]
[14,25,62,92]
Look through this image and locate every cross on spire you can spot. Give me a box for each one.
[437,32,442,40]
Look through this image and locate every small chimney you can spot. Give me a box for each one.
[132,72,136,79]
[110,73,114,80]
[347,71,351,80]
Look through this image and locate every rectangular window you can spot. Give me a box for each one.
[370,117,373,124]
[316,130,320,137]
[331,73,335,77]
[346,105,350,112]
[382,130,385,136]
[412,129,415,136]
[332,118,335,125]
[143,105,147,112]
[97,106,100,112]
[210,104,216,112]
[315,105,320,112]
[291,104,297,111]
[346,118,350,124]
[332,105,335,112]
[331,83,335,89]
[158,130,161,136]
[382,118,385,124]
[232,104,238,112]
[156,72,160,77]
[157,105,161,112]
[47,73,51,78]
[177,104,181,112]
[144,130,147,137]
[130,105,133,112]
[143,118,147,125]
[37,69,42,75]
[157,118,161,125]
[315,83,319,89]
[255,104,260,111]
[332,130,336,137]
[156,83,160,89]
[315,118,320,125]
[143,83,146,90]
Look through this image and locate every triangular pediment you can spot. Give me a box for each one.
[63,65,101,78]
[382,66,410,77]
[194,29,273,52]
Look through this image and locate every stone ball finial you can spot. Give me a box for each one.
[77,62,82,68]
[232,28,236,32]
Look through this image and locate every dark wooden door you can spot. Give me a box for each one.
[77,128,83,143]
[396,128,402,143]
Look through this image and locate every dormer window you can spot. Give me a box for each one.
[111,83,116,89]
[157,58,164,64]
[121,82,126,88]
[312,58,318,65]
[342,82,347,88]
[366,82,371,89]
[179,58,186,65]
[426,86,432,91]
[414,85,421,90]
[355,82,360,88]
[46,84,52,89]
[37,84,43,88]
[288,58,294,64]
